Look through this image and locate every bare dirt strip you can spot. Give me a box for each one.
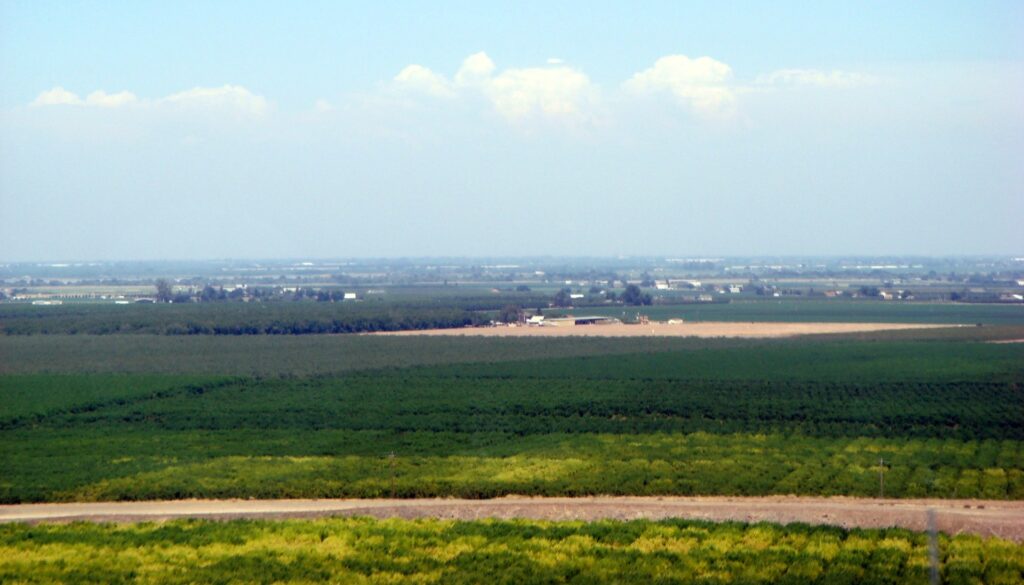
[3,496,1021,541]
[374,322,952,338]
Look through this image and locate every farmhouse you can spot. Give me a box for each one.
[542,316,623,327]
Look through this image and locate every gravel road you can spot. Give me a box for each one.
[374,322,950,338]
[3,496,1021,541]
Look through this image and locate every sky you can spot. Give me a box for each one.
[1,1,1022,261]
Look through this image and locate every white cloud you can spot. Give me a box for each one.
[160,85,269,115]
[30,84,268,116]
[624,55,737,117]
[394,64,455,98]
[29,59,874,126]
[756,69,875,88]
[313,99,334,112]
[486,66,596,120]
[85,90,138,107]
[394,52,598,123]
[31,87,84,106]
[454,52,496,86]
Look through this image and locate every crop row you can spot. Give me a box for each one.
[2,517,1021,584]
[25,373,1018,441]
[4,429,1021,502]
[0,302,491,335]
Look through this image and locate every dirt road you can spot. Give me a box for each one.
[374,322,950,338]
[3,496,1021,541]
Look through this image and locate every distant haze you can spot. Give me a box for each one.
[1,2,1022,261]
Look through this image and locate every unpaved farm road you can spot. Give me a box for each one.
[3,496,1022,541]
[374,322,951,338]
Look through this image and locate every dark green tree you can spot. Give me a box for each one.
[154,279,173,303]
[498,304,523,323]
[621,284,652,306]
[552,288,573,307]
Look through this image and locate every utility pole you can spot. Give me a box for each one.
[388,451,396,499]
[927,508,940,585]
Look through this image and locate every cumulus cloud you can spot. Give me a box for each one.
[624,55,737,117]
[84,90,139,107]
[31,87,84,106]
[160,85,268,115]
[29,84,267,115]
[756,69,875,88]
[454,52,497,86]
[394,64,456,98]
[485,65,596,120]
[30,58,874,127]
[393,52,598,123]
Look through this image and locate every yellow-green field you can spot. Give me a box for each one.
[2,517,1022,584]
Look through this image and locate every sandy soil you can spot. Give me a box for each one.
[374,322,951,338]
[3,496,1021,541]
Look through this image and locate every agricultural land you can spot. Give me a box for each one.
[2,258,1023,583]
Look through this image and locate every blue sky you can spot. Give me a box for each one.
[1,1,1022,260]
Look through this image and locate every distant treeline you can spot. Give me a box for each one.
[0,303,491,335]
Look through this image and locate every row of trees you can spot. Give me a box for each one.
[550,284,652,308]
[155,279,354,304]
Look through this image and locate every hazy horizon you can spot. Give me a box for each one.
[2,2,1022,261]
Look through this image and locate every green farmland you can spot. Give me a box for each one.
[3,517,1022,585]
[4,324,1022,583]
[3,336,1021,503]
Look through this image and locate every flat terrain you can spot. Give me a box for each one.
[377,321,952,337]
[4,340,1022,503]
[7,514,1021,584]
[559,300,1024,325]
[4,496,1022,541]
[2,310,1023,583]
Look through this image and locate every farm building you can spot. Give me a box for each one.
[542,316,622,327]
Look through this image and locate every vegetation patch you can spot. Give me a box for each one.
[1,517,1022,584]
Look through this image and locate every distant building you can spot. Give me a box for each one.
[542,316,622,327]
[343,292,357,300]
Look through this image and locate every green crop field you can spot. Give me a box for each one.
[0,301,492,335]
[2,323,1021,376]
[2,517,1022,584]
[0,334,755,375]
[3,339,1021,503]
[3,323,1022,584]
